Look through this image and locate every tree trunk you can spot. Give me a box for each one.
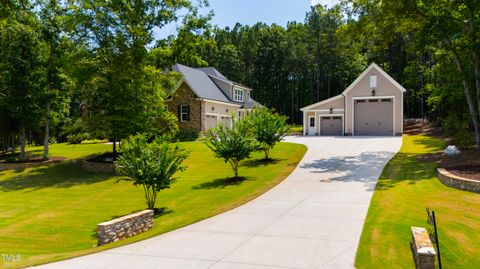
[20,127,26,160]
[43,100,51,160]
[112,136,117,160]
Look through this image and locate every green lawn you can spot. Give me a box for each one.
[356,135,480,268]
[0,141,306,268]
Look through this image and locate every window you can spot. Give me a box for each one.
[309,117,315,127]
[381,98,393,103]
[368,99,379,103]
[370,75,377,88]
[234,88,244,102]
[247,91,251,99]
[179,105,189,122]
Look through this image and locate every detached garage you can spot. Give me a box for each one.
[301,63,405,136]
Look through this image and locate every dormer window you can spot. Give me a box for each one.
[234,88,244,102]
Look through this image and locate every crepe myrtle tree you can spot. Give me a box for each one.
[246,107,291,160]
[206,120,258,179]
[116,134,189,210]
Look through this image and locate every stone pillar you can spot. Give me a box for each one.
[411,227,436,269]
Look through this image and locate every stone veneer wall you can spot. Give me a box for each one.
[411,227,436,269]
[97,209,154,245]
[81,159,115,173]
[437,168,480,193]
[166,82,202,131]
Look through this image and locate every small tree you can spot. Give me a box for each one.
[116,134,189,210]
[206,120,257,178]
[246,108,290,160]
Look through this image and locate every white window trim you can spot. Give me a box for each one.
[233,88,244,102]
[180,104,189,122]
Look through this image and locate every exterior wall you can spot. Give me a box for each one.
[202,100,240,131]
[166,82,202,131]
[344,68,403,135]
[307,96,345,111]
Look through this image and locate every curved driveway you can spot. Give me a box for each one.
[33,136,402,269]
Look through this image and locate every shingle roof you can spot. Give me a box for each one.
[172,64,260,109]
[196,67,228,80]
[172,64,232,103]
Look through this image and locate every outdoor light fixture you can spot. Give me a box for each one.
[226,108,229,113]
[371,88,376,96]
[211,107,215,111]
[329,107,333,114]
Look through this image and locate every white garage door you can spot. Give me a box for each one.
[354,98,394,136]
[205,115,218,130]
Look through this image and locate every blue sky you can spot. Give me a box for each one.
[155,0,340,38]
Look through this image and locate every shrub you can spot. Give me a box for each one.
[115,134,189,209]
[66,133,91,144]
[442,114,474,148]
[176,129,200,142]
[205,120,257,178]
[245,108,291,160]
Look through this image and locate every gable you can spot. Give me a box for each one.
[342,63,406,96]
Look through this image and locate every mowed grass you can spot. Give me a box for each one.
[355,135,480,268]
[0,141,306,268]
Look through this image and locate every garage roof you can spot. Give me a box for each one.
[342,63,407,95]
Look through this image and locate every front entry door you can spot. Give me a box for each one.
[307,116,316,135]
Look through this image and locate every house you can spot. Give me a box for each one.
[301,63,406,136]
[166,64,260,132]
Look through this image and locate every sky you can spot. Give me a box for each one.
[156,0,340,39]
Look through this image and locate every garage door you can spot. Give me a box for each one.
[320,116,343,136]
[354,98,393,136]
[219,116,231,128]
[206,115,218,130]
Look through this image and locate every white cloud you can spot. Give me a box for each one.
[310,0,340,7]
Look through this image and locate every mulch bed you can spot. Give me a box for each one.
[417,147,480,181]
[87,152,116,164]
[446,165,480,181]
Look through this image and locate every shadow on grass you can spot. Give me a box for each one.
[241,158,283,167]
[192,176,252,190]
[411,135,446,153]
[0,155,114,192]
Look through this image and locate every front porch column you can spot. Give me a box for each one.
[303,111,307,136]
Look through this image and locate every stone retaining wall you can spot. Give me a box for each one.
[411,226,436,269]
[437,168,480,193]
[97,209,154,245]
[82,159,115,173]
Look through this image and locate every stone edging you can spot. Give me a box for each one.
[97,209,154,245]
[81,159,115,173]
[437,168,480,193]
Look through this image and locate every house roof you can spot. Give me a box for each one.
[300,95,344,111]
[342,62,407,95]
[172,64,232,103]
[196,67,228,80]
[171,64,259,109]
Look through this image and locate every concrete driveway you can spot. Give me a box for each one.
[33,136,402,269]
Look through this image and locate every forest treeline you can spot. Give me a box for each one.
[1,0,479,155]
